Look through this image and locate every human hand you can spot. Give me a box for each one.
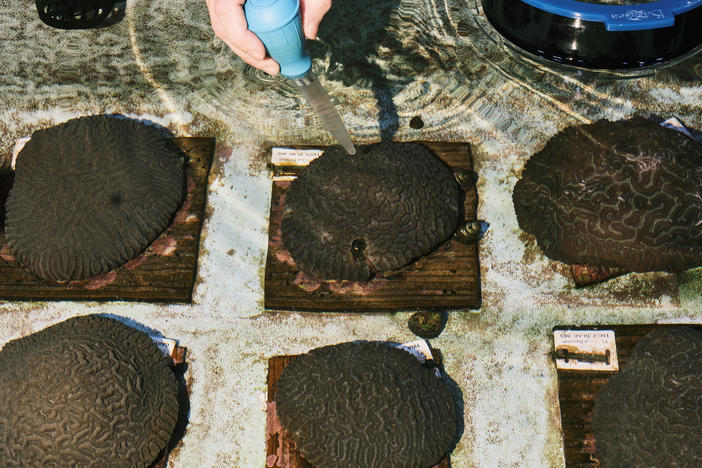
[206,0,332,75]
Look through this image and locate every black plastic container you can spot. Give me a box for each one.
[36,0,120,29]
[481,0,702,68]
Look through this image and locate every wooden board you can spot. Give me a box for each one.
[266,353,451,468]
[0,137,213,303]
[554,324,702,467]
[264,142,480,312]
[569,264,627,287]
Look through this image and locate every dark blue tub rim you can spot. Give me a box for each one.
[519,0,702,31]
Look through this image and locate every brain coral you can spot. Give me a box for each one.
[513,117,702,271]
[5,115,184,281]
[0,315,179,467]
[281,142,461,281]
[593,327,702,467]
[275,341,457,468]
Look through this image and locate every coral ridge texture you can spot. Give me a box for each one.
[5,115,184,281]
[281,142,461,281]
[0,314,179,467]
[275,341,457,468]
[513,117,702,271]
[593,327,702,467]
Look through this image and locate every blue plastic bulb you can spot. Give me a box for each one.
[244,0,312,79]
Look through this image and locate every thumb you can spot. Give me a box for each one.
[301,0,331,39]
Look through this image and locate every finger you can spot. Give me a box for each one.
[300,0,331,39]
[230,45,281,76]
[206,0,266,60]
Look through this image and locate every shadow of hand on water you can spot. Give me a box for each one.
[314,0,431,141]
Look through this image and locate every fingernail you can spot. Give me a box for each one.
[303,21,317,40]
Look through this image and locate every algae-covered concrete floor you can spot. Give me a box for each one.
[1,1,702,466]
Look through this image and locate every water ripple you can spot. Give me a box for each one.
[123,0,702,148]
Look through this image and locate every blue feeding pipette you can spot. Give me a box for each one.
[244,0,356,155]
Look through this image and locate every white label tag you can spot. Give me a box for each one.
[553,330,618,372]
[398,339,434,363]
[272,175,298,182]
[11,137,31,170]
[271,147,324,166]
[151,336,177,359]
[660,117,694,139]
[398,340,441,378]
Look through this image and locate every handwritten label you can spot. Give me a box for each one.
[398,339,434,362]
[553,330,618,372]
[397,339,442,378]
[610,9,665,21]
[151,336,177,360]
[271,147,324,166]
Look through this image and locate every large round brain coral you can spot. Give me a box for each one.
[0,315,179,467]
[593,327,702,467]
[281,142,461,281]
[275,341,457,468]
[513,118,702,271]
[5,115,184,281]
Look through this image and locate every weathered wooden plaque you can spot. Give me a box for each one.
[554,324,702,467]
[569,264,627,287]
[266,353,451,468]
[264,142,480,312]
[0,137,213,303]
